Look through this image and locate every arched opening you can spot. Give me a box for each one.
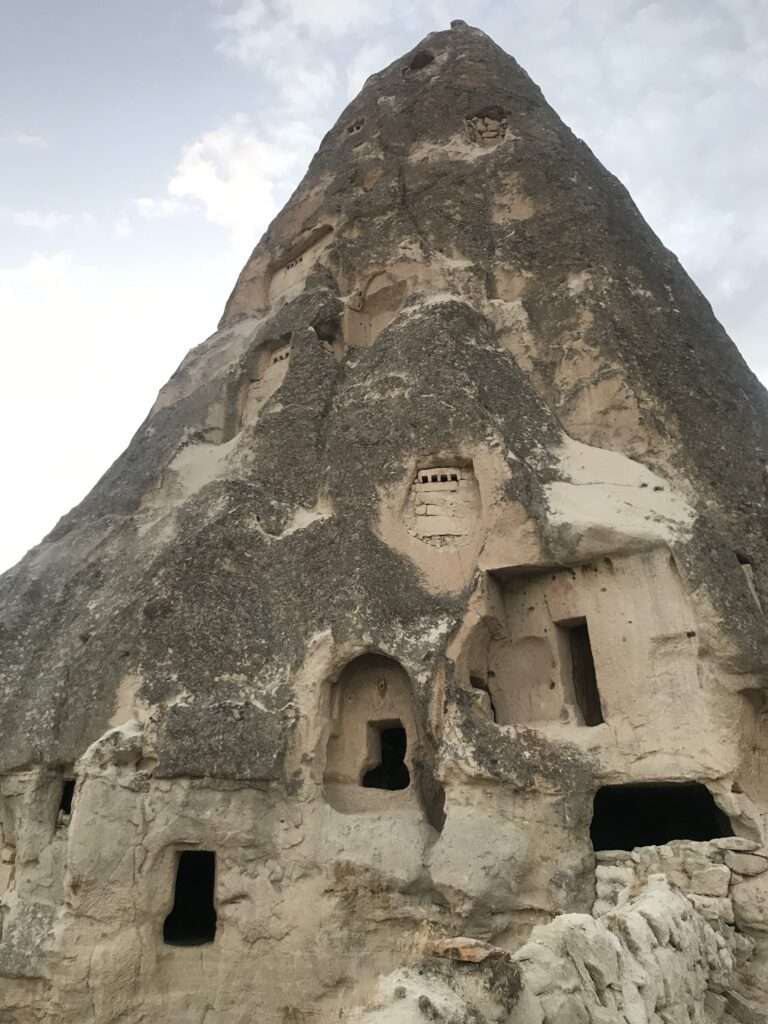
[238,335,292,428]
[406,50,434,72]
[163,851,217,946]
[324,653,420,813]
[590,783,733,852]
[362,722,410,790]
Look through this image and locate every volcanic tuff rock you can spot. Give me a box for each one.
[1,19,768,1024]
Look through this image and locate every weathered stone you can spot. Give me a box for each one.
[704,990,727,1021]
[732,874,768,932]
[711,838,761,853]
[596,865,636,885]
[688,894,736,926]
[0,16,767,1024]
[725,852,768,877]
[428,937,510,962]
[595,850,634,867]
[725,990,768,1024]
[690,865,732,898]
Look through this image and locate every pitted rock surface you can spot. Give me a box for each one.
[1,20,767,1024]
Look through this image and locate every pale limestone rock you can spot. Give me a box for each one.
[732,874,768,932]
[712,838,761,853]
[725,852,768,876]
[690,865,732,897]
[428,936,510,962]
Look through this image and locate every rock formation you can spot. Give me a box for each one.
[1,19,767,1024]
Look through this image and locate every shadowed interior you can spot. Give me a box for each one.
[591,783,734,851]
[362,724,410,791]
[163,851,217,946]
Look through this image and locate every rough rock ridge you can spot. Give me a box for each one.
[1,19,767,1024]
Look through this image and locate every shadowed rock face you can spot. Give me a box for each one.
[1,21,767,1024]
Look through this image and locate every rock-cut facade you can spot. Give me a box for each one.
[1,20,767,1024]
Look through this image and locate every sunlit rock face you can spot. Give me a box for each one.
[1,20,768,1024]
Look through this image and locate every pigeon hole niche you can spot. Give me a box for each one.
[234,334,293,431]
[344,271,408,348]
[405,462,481,547]
[323,654,422,814]
[267,224,334,305]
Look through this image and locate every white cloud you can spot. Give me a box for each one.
[113,216,134,238]
[212,2,344,114]
[1,131,48,148]
[135,196,185,219]
[0,249,237,573]
[167,114,317,255]
[1,208,71,231]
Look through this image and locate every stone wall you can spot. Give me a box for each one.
[351,877,756,1024]
[593,837,768,925]
[594,839,768,1022]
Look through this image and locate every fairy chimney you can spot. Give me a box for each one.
[1,21,767,1024]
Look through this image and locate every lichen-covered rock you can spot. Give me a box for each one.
[1,18,767,1024]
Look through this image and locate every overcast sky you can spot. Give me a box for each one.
[1,0,766,573]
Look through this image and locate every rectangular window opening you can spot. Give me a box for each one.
[362,721,410,791]
[59,778,75,817]
[163,850,217,946]
[560,619,604,726]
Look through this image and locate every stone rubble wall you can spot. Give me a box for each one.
[593,837,768,935]
[511,876,754,1024]
[353,876,757,1024]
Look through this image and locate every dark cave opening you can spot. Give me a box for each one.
[163,850,218,946]
[59,779,75,816]
[590,782,734,851]
[561,619,604,726]
[362,724,410,791]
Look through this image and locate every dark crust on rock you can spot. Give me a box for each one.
[0,20,766,783]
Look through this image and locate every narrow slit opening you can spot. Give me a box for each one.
[59,779,75,816]
[561,619,604,726]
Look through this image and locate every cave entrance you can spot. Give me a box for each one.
[59,779,75,816]
[590,783,734,851]
[163,850,217,946]
[560,618,604,726]
[362,722,410,791]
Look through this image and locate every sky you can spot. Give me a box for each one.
[1,0,766,573]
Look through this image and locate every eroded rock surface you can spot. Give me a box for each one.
[1,19,767,1024]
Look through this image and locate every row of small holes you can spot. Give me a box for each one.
[420,472,459,484]
[271,350,290,365]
